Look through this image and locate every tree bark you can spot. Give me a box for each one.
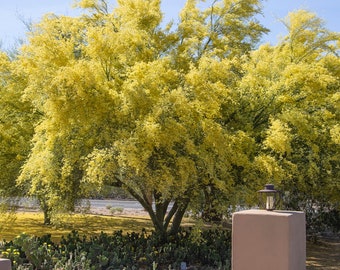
[39,199,52,225]
[169,199,189,235]
[121,182,190,238]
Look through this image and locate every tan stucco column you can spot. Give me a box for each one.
[232,210,306,270]
[0,258,11,270]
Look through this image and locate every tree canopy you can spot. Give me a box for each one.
[0,52,36,197]
[1,0,339,235]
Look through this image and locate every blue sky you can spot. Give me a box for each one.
[1,0,339,50]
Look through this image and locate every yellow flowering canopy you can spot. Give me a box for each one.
[2,1,337,233]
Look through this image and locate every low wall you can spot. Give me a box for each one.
[232,209,306,270]
[0,259,11,270]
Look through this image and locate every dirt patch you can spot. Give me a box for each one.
[307,238,340,270]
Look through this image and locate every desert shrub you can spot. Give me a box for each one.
[1,228,231,269]
[282,191,340,237]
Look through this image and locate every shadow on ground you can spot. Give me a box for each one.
[307,238,340,270]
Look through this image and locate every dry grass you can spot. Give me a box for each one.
[0,211,153,242]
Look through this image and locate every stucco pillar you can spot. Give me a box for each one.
[232,210,306,270]
[0,259,11,270]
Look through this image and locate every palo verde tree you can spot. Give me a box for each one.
[269,11,340,232]
[17,0,268,233]
[81,0,268,234]
[239,10,340,232]
[9,1,340,235]
[0,51,36,198]
[16,13,119,224]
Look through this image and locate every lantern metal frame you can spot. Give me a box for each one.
[258,184,279,211]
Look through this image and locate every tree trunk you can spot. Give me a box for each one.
[169,199,190,236]
[202,187,222,223]
[121,182,189,238]
[39,199,52,225]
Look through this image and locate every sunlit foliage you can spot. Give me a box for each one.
[1,1,339,234]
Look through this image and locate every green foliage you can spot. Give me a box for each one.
[11,233,57,269]
[1,232,91,270]
[1,229,231,269]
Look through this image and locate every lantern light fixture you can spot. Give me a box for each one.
[258,184,279,211]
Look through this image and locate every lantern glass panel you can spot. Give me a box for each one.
[258,184,278,211]
[266,194,275,210]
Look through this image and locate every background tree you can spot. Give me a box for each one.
[274,10,340,233]
[16,14,119,223]
[239,10,340,232]
[0,51,35,198]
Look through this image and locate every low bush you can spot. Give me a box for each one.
[1,228,231,269]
